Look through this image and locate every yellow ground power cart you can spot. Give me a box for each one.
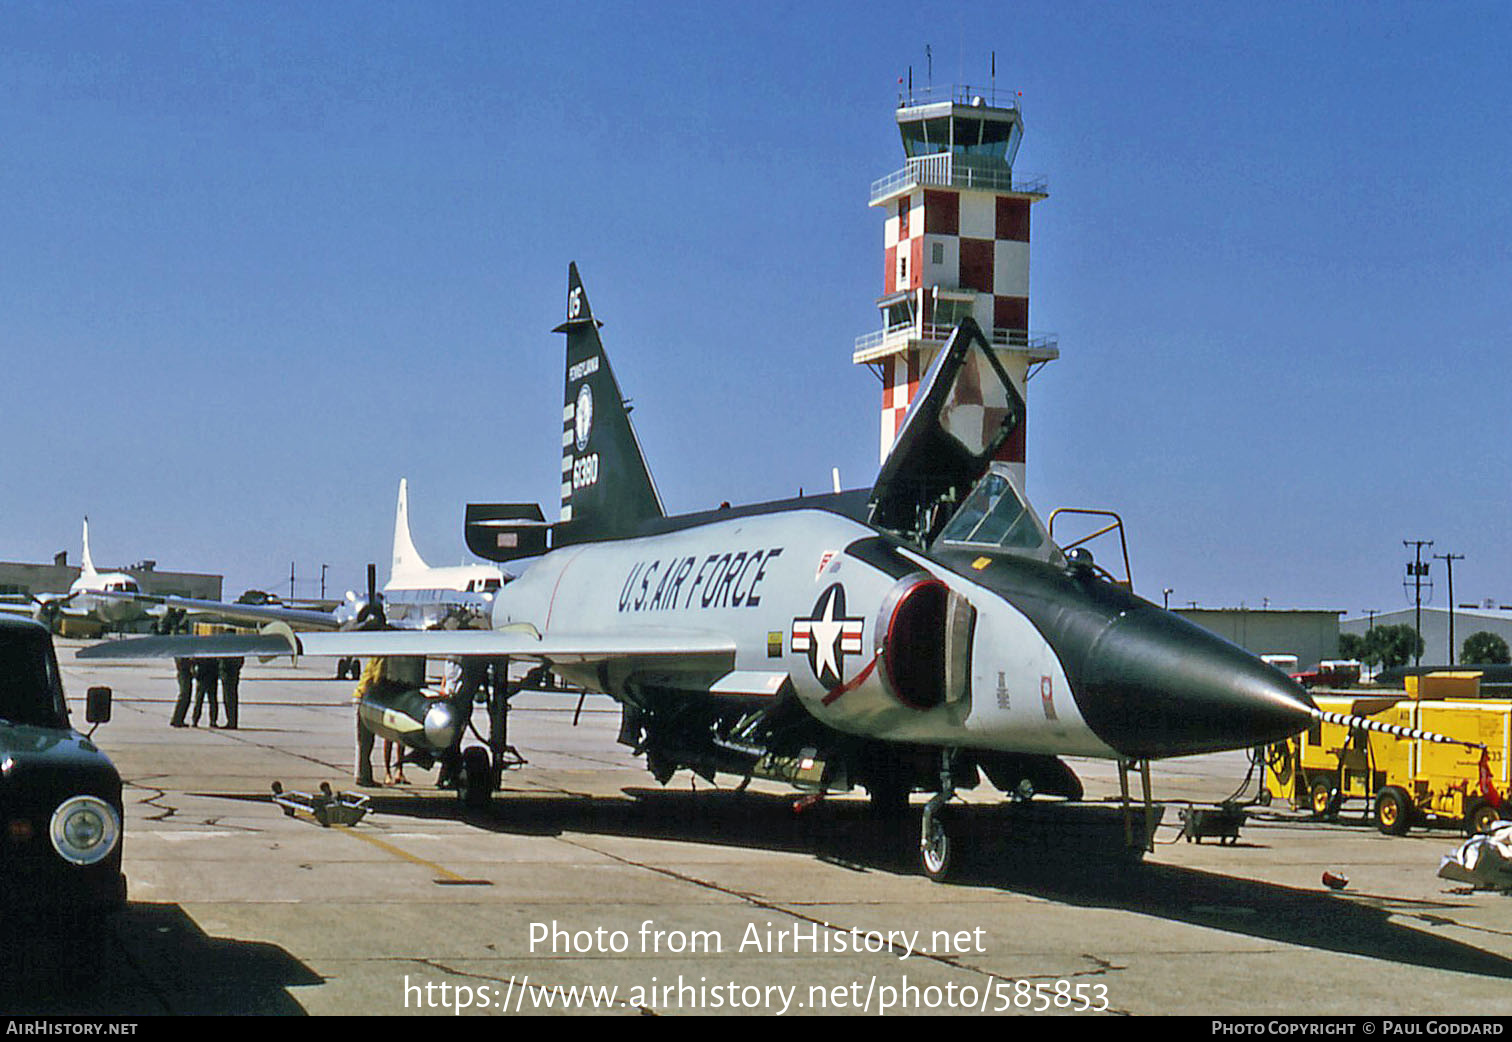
[1263,676,1512,836]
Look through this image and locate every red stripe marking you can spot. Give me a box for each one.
[821,652,881,706]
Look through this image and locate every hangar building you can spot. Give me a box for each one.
[1176,608,1344,673]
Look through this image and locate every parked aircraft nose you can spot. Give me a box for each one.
[1071,606,1316,759]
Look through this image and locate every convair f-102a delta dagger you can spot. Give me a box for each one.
[84,264,1318,880]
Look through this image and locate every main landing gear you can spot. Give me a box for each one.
[453,657,536,809]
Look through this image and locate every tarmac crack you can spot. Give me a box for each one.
[1406,911,1512,941]
[202,725,351,776]
[127,777,177,823]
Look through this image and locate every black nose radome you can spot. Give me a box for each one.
[1072,607,1317,759]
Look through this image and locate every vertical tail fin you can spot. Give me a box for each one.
[553,263,664,544]
[391,478,429,581]
[80,517,98,578]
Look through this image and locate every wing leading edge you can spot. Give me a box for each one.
[78,626,738,667]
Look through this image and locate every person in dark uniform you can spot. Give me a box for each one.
[218,657,243,729]
[436,658,487,788]
[170,657,194,727]
[192,657,220,727]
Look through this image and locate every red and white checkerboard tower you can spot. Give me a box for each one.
[855,83,1057,486]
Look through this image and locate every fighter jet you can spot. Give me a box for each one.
[83,264,1318,880]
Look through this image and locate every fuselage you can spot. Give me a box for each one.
[67,572,148,626]
[381,564,504,629]
[491,506,1314,762]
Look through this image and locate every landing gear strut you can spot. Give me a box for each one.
[1118,758,1156,852]
[920,749,961,882]
[456,657,533,807]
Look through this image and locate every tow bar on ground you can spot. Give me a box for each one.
[270,781,371,827]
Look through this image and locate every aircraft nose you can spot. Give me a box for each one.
[1071,607,1316,759]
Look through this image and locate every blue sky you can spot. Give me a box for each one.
[2,2,1508,619]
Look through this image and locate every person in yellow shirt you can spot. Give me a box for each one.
[352,656,426,786]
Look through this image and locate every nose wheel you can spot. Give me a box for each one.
[920,803,953,881]
[919,750,960,882]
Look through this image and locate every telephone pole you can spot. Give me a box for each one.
[1404,540,1434,667]
[1434,552,1464,664]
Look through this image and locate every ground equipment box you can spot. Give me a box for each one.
[1263,690,1511,835]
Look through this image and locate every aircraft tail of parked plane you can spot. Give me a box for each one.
[390,477,431,583]
[553,262,664,544]
[79,517,99,579]
[0,518,150,631]
[388,477,504,592]
[374,479,506,629]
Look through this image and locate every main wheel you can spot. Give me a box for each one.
[1310,777,1341,821]
[920,811,953,883]
[1374,786,1413,836]
[457,746,493,810]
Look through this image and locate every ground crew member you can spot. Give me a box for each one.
[353,656,426,786]
[192,657,220,727]
[436,658,487,788]
[170,657,193,727]
[219,656,244,730]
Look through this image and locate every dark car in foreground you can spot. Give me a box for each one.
[0,616,125,919]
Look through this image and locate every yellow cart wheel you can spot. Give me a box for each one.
[1374,786,1412,836]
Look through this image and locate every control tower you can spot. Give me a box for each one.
[854,84,1057,482]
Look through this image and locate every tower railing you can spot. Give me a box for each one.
[896,84,1021,111]
[870,153,1047,204]
[854,323,1059,359]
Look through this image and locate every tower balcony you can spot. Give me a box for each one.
[853,322,1059,366]
[871,153,1048,206]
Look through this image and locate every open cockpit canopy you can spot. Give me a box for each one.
[868,319,1033,548]
[932,463,1062,566]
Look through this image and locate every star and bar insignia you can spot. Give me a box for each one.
[791,583,864,688]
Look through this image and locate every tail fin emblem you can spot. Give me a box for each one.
[575,384,594,451]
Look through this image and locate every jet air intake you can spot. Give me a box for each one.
[876,574,975,712]
[358,687,461,753]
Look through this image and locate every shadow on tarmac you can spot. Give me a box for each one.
[0,903,321,1015]
[338,784,1512,982]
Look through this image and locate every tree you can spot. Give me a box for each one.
[1337,632,1366,661]
[1361,624,1423,670]
[1461,631,1511,665]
